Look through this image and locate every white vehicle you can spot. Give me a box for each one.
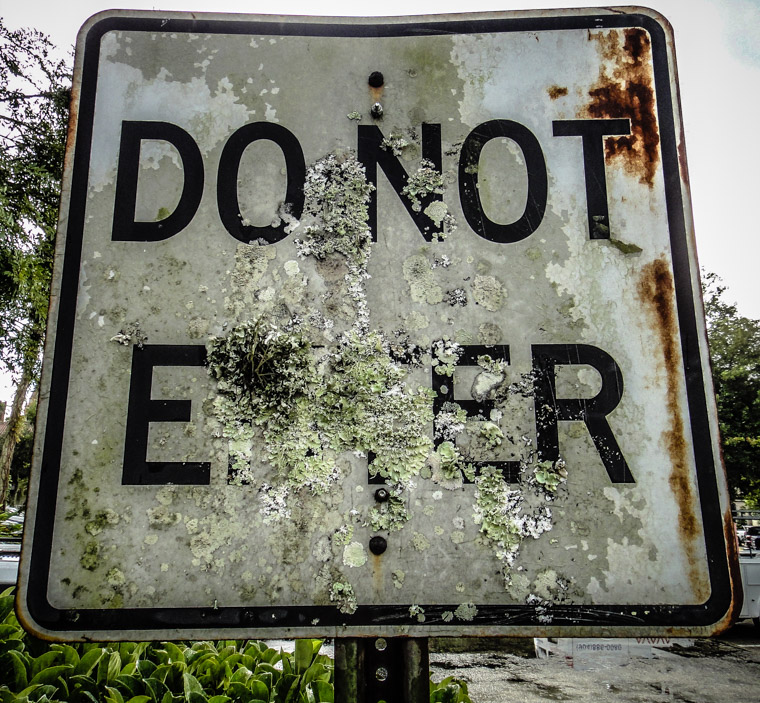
[0,539,20,587]
[739,554,760,626]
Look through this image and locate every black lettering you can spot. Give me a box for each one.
[459,120,548,243]
[112,121,204,242]
[217,122,305,244]
[531,343,634,483]
[358,123,443,242]
[432,345,520,483]
[122,345,210,485]
[552,119,631,239]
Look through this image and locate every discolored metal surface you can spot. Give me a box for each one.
[18,7,737,641]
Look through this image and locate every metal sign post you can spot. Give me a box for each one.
[335,638,429,703]
[19,8,738,648]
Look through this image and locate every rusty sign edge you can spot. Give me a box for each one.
[17,7,738,641]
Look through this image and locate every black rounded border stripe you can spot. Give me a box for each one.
[27,11,733,634]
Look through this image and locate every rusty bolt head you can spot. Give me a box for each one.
[374,487,390,503]
[370,102,384,119]
[368,71,384,87]
[369,536,388,555]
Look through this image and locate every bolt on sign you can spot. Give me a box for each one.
[19,8,739,640]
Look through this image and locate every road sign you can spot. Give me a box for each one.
[19,8,739,640]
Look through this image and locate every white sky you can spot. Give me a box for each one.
[1,0,759,405]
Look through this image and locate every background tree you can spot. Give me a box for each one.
[0,19,70,506]
[703,271,760,506]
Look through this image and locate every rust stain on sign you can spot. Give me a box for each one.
[585,28,660,187]
[637,259,705,598]
[547,85,568,100]
[721,509,742,629]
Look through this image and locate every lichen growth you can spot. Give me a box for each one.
[471,274,506,311]
[402,159,444,212]
[454,602,477,621]
[380,131,411,156]
[403,254,444,305]
[409,604,426,622]
[342,541,367,568]
[330,581,358,614]
[532,459,568,494]
[473,465,553,585]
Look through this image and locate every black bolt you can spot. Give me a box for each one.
[368,71,384,87]
[369,536,387,555]
[374,487,390,503]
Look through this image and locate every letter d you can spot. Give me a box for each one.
[111,121,204,241]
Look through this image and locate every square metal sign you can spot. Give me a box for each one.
[19,8,739,640]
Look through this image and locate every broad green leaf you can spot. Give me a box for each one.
[74,648,106,677]
[0,624,19,638]
[207,696,231,703]
[246,679,269,701]
[164,643,185,665]
[224,682,253,703]
[107,651,123,684]
[0,649,29,689]
[51,644,80,668]
[115,673,144,697]
[302,662,326,687]
[182,672,203,697]
[254,662,280,682]
[144,676,170,702]
[274,673,300,703]
[30,651,61,678]
[0,594,15,623]
[186,692,207,703]
[104,685,125,703]
[28,664,72,687]
[311,681,334,703]
[294,640,313,674]
[136,659,157,679]
[229,666,251,684]
[125,697,152,703]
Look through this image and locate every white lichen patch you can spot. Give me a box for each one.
[454,602,477,621]
[380,131,411,156]
[473,465,554,586]
[330,581,358,614]
[471,274,506,311]
[403,255,444,305]
[342,541,367,568]
[409,604,426,622]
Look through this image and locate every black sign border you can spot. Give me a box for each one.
[23,11,735,635]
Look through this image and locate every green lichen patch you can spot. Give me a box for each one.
[532,459,568,493]
[330,581,357,614]
[471,274,506,312]
[473,465,553,586]
[403,254,444,305]
[380,131,412,156]
[402,159,444,212]
[296,152,374,272]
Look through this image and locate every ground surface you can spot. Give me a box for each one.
[428,623,760,703]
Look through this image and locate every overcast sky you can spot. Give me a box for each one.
[2,0,759,404]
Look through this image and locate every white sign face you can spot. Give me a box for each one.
[19,8,738,640]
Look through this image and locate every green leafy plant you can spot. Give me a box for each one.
[0,588,472,703]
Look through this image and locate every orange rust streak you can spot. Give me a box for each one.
[719,509,742,631]
[638,260,705,597]
[585,28,660,188]
[63,82,80,175]
[548,85,568,100]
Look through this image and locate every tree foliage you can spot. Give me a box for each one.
[703,271,760,505]
[0,19,70,380]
